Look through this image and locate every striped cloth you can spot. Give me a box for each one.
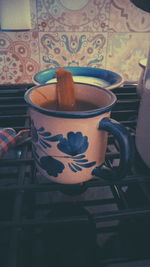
[0,128,30,157]
[0,128,17,157]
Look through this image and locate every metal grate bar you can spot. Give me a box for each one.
[0,207,150,229]
[35,198,116,209]
[0,174,150,192]
[7,116,31,267]
[0,83,150,266]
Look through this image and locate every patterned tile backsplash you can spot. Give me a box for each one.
[37,0,110,32]
[0,0,150,84]
[39,32,107,70]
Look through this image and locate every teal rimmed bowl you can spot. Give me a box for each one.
[33,66,123,90]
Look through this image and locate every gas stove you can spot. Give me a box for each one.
[0,83,150,267]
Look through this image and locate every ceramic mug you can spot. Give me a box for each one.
[24,83,132,184]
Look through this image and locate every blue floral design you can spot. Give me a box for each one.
[31,120,63,149]
[40,156,64,177]
[68,154,96,173]
[61,34,86,54]
[57,132,88,156]
[32,144,64,177]
[32,129,96,178]
[31,120,38,142]
[43,56,60,67]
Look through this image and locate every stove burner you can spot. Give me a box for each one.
[0,82,150,267]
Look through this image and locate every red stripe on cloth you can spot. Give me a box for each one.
[0,140,9,149]
[0,130,16,145]
[0,129,16,157]
[0,142,8,157]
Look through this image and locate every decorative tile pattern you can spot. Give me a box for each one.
[37,0,111,32]
[39,32,107,70]
[109,0,150,32]
[0,32,40,84]
[106,32,150,81]
[0,0,150,84]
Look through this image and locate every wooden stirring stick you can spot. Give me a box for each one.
[55,68,76,111]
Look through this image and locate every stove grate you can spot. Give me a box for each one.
[0,83,150,267]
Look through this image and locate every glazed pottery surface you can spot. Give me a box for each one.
[137,58,147,96]
[33,67,123,90]
[136,47,150,168]
[25,82,132,184]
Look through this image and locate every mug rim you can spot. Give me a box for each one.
[24,82,117,118]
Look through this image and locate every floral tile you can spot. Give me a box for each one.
[39,32,107,70]
[106,32,150,81]
[37,0,111,32]
[109,0,150,32]
[0,31,40,84]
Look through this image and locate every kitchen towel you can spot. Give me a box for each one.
[0,128,30,157]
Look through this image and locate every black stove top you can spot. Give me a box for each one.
[0,83,150,267]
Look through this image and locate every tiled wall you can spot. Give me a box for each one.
[0,0,150,84]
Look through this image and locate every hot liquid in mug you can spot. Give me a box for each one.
[24,83,132,184]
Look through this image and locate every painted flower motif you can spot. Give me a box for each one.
[57,132,88,156]
[30,121,63,148]
[68,154,96,173]
[92,34,105,49]
[40,155,64,177]
[61,34,86,54]
[32,130,97,177]
[31,120,38,142]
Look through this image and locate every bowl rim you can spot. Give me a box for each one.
[33,66,124,90]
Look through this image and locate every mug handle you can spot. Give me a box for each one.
[92,117,133,180]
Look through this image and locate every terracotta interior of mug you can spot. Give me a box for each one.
[29,83,114,111]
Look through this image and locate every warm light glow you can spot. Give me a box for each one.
[46,76,110,87]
